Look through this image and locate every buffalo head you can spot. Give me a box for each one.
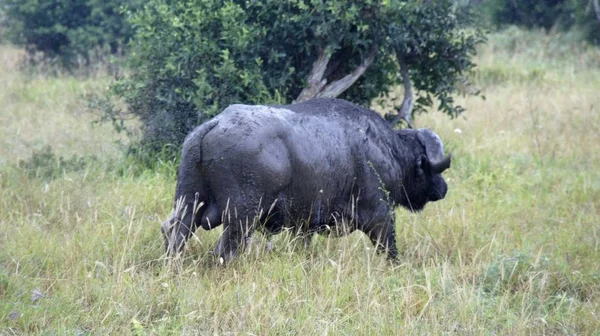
[397,128,451,212]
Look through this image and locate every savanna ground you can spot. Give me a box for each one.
[1,28,599,334]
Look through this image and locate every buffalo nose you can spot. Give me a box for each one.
[430,181,448,202]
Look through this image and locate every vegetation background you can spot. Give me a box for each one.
[1,0,600,334]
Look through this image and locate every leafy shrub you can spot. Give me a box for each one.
[0,9,7,42]
[569,0,600,45]
[481,0,600,45]
[18,145,95,180]
[105,0,485,155]
[483,0,572,30]
[1,0,140,68]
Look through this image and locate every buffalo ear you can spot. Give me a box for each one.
[417,129,451,174]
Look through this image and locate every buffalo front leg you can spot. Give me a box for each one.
[365,219,398,260]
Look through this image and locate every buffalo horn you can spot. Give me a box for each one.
[429,154,451,174]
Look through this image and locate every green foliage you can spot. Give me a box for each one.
[481,0,600,45]
[18,145,95,180]
[1,0,139,68]
[569,0,600,45]
[484,0,572,30]
[109,0,485,154]
[381,1,486,115]
[0,9,7,42]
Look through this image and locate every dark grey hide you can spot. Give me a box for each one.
[161,98,451,260]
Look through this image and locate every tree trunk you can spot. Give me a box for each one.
[316,48,376,99]
[295,48,331,103]
[593,0,600,23]
[295,47,376,103]
[389,52,414,128]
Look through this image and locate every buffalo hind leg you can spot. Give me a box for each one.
[214,203,260,262]
[366,220,398,260]
[215,220,252,262]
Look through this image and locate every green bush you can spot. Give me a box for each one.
[569,0,600,45]
[0,9,7,42]
[105,0,485,155]
[18,145,96,180]
[483,0,572,30]
[481,0,600,45]
[1,0,139,68]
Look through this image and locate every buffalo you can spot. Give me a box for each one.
[161,98,451,260]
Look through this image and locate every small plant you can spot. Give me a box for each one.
[480,252,550,295]
[18,145,95,180]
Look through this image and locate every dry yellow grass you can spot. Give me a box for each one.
[0,46,124,165]
[0,30,599,334]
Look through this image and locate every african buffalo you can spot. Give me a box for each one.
[161,98,451,260]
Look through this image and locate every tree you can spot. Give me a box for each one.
[481,0,600,44]
[1,0,139,68]
[105,0,485,155]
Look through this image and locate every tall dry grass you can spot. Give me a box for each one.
[0,46,124,166]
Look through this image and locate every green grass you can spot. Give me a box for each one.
[1,29,599,334]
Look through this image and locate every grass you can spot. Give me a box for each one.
[1,29,599,334]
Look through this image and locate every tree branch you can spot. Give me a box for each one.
[295,48,331,103]
[315,47,376,99]
[593,0,600,23]
[390,52,414,128]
